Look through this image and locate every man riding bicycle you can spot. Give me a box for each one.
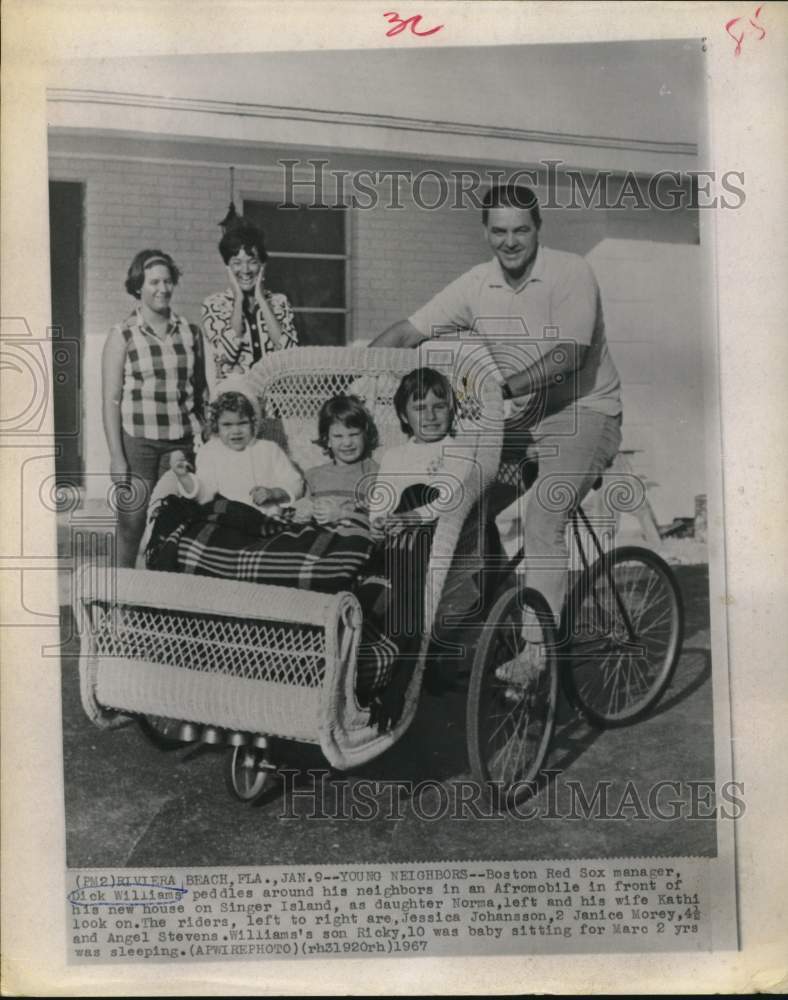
[370,182,623,681]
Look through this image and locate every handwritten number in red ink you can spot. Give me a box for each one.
[726,4,766,55]
[725,17,745,55]
[383,11,444,37]
[749,4,766,38]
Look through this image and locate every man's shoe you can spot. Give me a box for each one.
[494,640,547,687]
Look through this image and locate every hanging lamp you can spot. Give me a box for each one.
[219,165,240,231]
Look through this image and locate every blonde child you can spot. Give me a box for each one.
[170,389,303,514]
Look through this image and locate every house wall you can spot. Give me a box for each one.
[49,147,707,522]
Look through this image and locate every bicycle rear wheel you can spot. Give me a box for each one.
[562,545,683,727]
[467,585,558,805]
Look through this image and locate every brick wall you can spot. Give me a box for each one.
[49,153,489,339]
[352,197,486,335]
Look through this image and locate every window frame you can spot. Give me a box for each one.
[242,197,351,345]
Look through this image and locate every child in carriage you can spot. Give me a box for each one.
[356,367,462,729]
[291,394,379,526]
[371,365,455,524]
[169,387,304,514]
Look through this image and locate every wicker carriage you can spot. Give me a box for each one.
[76,345,507,797]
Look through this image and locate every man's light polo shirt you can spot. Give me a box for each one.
[409,246,621,419]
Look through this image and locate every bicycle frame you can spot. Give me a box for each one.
[501,503,638,645]
[570,506,638,645]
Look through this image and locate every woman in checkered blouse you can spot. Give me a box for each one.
[102,249,207,568]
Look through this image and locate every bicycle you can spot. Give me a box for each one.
[466,477,685,806]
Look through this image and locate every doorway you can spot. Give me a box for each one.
[49,180,84,485]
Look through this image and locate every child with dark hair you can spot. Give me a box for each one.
[371,367,456,521]
[354,367,460,730]
[293,395,380,525]
[170,387,303,514]
[201,216,298,394]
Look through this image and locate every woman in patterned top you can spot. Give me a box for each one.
[201,217,299,394]
[102,249,207,568]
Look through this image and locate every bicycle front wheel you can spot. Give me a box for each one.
[563,545,684,727]
[467,585,558,805]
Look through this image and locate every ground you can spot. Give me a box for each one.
[61,566,715,868]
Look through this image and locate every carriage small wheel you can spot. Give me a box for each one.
[225,745,278,805]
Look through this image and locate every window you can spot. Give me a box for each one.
[243,200,348,345]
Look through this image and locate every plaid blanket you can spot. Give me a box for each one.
[146,495,437,712]
[146,495,376,594]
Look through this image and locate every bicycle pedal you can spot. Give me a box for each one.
[501,685,522,703]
